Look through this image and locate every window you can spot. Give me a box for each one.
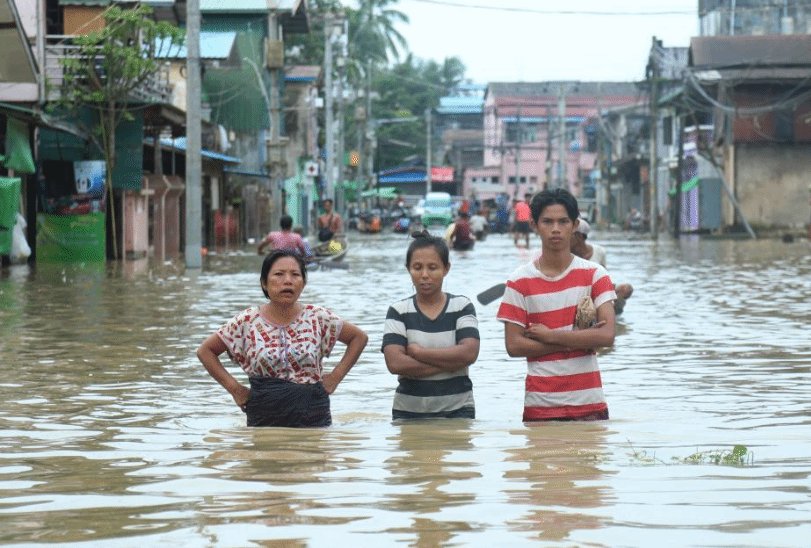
[505,122,537,144]
[662,116,673,146]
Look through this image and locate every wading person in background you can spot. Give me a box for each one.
[497,188,616,422]
[197,250,368,427]
[512,193,532,248]
[470,210,487,241]
[382,231,479,419]
[569,219,633,313]
[257,214,313,260]
[317,198,342,242]
[449,211,475,251]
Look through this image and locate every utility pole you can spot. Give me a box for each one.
[267,9,284,237]
[323,14,335,201]
[184,0,202,268]
[514,106,522,199]
[557,84,566,190]
[674,112,684,237]
[544,105,552,189]
[335,18,347,216]
[649,37,660,238]
[596,89,604,225]
[425,107,432,194]
[365,59,374,190]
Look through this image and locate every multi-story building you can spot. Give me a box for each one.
[465,82,640,215]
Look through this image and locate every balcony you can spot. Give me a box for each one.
[44,36,171,103]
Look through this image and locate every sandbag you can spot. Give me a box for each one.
[245,377,331,427]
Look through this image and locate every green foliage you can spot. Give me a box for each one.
[627,441,753,467]
[283,0,471,173]
[55,3,185,159]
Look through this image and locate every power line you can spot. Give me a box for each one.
[408,0,695,16]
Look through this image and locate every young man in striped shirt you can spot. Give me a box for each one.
[497,188,616,421]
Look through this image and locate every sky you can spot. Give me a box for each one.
[388,0,700,84]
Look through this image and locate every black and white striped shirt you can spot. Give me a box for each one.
[382,293,478,419]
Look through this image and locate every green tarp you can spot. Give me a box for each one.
[668,176,700,197]
[0,177,21,255]
[36,213,106,262]
[2,118,35,174]
[360,187,401,199]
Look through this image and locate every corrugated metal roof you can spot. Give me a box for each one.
[59,1,175,5]
[689,35,811,68]
[200,0,309,34]
[156,31,238,60]
[158,137,242,164]
[488,81,640,98]
[436,96,483,115]
[200,0,302,11]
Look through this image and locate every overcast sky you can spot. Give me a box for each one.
[389,0,699,83]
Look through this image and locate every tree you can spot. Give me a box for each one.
[372,54,467,171]
[53,4,184,259]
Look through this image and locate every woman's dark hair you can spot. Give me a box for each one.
[530,188,580,223]
[260,249,307,298]
[405,229,449,268]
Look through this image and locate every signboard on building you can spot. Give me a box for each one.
[431,166,454,182]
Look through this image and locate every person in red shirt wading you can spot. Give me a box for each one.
[497,188,617,422]
[512,193,532,248]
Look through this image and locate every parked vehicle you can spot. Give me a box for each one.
[420,192,454,227]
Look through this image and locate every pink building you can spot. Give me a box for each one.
[465,82,640,203]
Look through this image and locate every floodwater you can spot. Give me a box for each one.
[1,229,810,548]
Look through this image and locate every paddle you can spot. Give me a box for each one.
[477,283,506,305]
[310,260,349,270]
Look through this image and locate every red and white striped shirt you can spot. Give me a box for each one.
[497,256,616,421]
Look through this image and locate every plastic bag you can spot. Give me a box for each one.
[10,212,31,263]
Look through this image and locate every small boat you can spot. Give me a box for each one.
[310,235,348,266]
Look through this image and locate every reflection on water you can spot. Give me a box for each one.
[1,232,811,547]
[503,423,613,542]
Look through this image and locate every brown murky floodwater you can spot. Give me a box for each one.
[1,229,810,547]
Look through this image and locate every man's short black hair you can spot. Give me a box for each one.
[280,215,293,230]
[530,188,579,223]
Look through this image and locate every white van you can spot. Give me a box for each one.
[420,192,454,226]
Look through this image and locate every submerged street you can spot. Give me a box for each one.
[1,230,810,547]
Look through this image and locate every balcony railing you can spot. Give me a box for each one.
[44,36,171,103]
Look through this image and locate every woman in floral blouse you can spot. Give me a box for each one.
[197,249,368,427]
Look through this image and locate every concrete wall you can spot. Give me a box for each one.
[734,143,811,229]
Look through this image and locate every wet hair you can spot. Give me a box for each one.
[405,229,449,268]
[280,215,293,230]
[530,188,579,223]
[260,249,307,298]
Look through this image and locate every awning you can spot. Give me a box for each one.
[360,187,401,199]
[668,176,700,196]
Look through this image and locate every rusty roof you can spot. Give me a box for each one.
[689,35,811,68]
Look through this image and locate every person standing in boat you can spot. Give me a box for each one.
[569,219,633,313]
[317,198,342,242]
[382,231,479,419]
[257,214,313,260]
[197,250,368,427]
[497,188,616,422]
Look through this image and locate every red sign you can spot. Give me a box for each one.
[431,166,454,182]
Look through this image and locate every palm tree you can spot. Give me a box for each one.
[349,0,409,65]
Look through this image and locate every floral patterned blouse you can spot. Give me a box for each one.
[217,305,343,384]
